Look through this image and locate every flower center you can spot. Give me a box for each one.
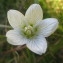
[25,25,33,34]
[23,25,37,38]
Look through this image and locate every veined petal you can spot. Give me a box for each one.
[39,18,59,37]
[6,30,28,45]
[7,10,25,29]
[26,35,47,55]
[25,4,43,25]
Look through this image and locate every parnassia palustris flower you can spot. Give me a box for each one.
[6,4,59,55]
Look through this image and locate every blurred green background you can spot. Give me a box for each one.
[0,0,63,63]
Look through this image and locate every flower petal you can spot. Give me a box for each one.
[39,18,59,37]
[25,4,43,25]
[6,30,28,45]
[7,10,25,29]
[26,35,47,55]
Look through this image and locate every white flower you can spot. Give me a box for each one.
[6,4,59,55]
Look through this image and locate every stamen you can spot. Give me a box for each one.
[22,25,38,38]
[24,26,33,36]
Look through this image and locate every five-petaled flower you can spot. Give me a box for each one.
[6,4,59,55]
